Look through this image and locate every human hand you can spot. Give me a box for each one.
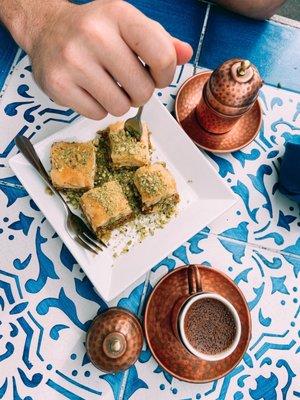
[22,0,192,119]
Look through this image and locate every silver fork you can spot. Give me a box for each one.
[15,136,107,254]
[124,105,144,140]
[124,65,150,139]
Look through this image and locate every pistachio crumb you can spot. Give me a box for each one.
[45,186,54,196]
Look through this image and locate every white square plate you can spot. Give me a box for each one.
[9,96,236,301]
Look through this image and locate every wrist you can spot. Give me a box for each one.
[3,0,70,54]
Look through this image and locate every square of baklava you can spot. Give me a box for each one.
[50,141,96,190]
[108,121,150,168]
[80,181,133,234]
[133,163,179,212]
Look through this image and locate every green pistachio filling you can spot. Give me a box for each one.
[62,130,177,248]
[136,171,167,196]
[110,129,147,158]
[52,143,92,170]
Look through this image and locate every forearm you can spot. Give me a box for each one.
[215,0,286,20]
[0,0,67,53]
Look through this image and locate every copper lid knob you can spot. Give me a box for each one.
[86,308,143,373]
[236,60,252,77]
[102,332,127,358]
[206,58,263,115]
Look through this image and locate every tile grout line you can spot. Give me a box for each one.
[0,180,24,190]
[198,0,300,30]
[116,228,300,400]
[117,370,129,400]
[193,2,211,75]
[0,174,298,260]
[117,270,151,400]
[0,174,299,260]
[0,47,22,99]
[204,231,300,260]
[137,270,152,318]
[271,14,300,29]
[265,81,300,95]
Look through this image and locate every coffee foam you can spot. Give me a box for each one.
[184,298,236,355]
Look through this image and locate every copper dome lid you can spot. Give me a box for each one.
[207,58,263,115]
[86,308,143,373]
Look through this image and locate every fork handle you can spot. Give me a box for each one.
[15,135,69,214]
[136,105,144,119]
[135,65,148,120]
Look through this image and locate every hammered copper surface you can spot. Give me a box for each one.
[86,308,143,373]
[196,89,241,134]
[171,264,203,340]
[144,265,251,383]
[209,58,262,109]
[205,79,251,117]
[175,72,262,153]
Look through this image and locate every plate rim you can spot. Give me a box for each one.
[9,96,237,301]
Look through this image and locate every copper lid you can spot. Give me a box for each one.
[86,308,143,373]
[208,58,263,110]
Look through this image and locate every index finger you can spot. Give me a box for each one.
[119,6,177,88]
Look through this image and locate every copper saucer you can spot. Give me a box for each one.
[144,265,251,383]
[175,72,262,153]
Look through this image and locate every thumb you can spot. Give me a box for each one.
[172,38,193,65]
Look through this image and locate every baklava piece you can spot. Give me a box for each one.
[108,121,150,168]
[133,163,179,212]
[80,181,133,235]
[50,141,96,190]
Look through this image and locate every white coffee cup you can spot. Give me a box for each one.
[178,292,241,361]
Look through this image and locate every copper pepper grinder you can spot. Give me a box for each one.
[86,308,143,373]
[196,58,263,134]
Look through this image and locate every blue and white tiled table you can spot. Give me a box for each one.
[0,1,300,399]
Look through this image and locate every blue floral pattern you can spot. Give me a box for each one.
[0,58,299,399]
